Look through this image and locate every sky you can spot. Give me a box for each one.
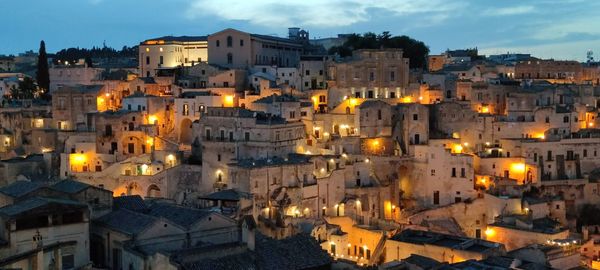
[2,0,600,61]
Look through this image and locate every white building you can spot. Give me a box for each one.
[139,36,208,77]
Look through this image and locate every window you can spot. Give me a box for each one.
[390,71,395,81]
[216,40,220,47]
[413,114,418,121]
[306,70,310,76]
[460,168,466,178]
[245,132,250,141]
[227,53,233,64]
[563,116,569,123]
[205,129,211,140]
[183,104,189,116]
[451,168,457,177]
[159,56,163,65]
[431,169,435,176]
[377,110,382,120]
[227,36,233,47]
[433,191,440,205]
[369,72,374,81]
[146,56,150,65]
[240,39,244,46]
[58,98,66,110]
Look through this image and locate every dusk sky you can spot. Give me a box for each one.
[3,0,600,61]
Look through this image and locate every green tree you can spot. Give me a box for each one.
[19,77,37,99]
[84,56,93,68]
[36,40,50,93]
[328,32,430,69]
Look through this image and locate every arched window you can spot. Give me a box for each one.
[226,36,233,47]
[227,53,233,64]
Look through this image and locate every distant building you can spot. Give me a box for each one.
[49,65,103,92]
[208,28,303,69]
[138,35,208,77]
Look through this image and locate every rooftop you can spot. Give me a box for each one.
[142,35,208,44]
[54,84,104,94]
[113,195,147,212]
[390,229,502,253]
[146,202,213,228]
[200,189,249,201]
[94,208,158,236]
[0,197,86,218]
[253,94,299,104]
[51,179,101,194]
[0,180,45,198]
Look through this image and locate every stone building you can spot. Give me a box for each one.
[208,28,303,69]
[138,35,208,77]
[327,49,410,108]
[51,84,105,131]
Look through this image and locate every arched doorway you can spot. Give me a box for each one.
[179,118,193,144]
[147,184,161,198]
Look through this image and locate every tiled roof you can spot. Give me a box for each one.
[146,203,212,228]
[113,195,147,212]
[183,250,255,270]
[94,208,157,236]
[0,181,45,198]
[200,189,246,201]
[250,34,302,45]
[0,197,85,217]
[51,180,94,194]
[255,233,332,270]
[404,254,441,269]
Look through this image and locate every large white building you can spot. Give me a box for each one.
[138,36,208,77]
[207,28,303,69]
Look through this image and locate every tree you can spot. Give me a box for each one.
[328,32,430,69]
[36,40,50,92]
[10,77,37,99]
[84,56,93,68]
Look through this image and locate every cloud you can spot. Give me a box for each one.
[482,5,534,16]
[185,0,463,27]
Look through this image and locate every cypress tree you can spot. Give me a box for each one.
[36,40,50,92]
